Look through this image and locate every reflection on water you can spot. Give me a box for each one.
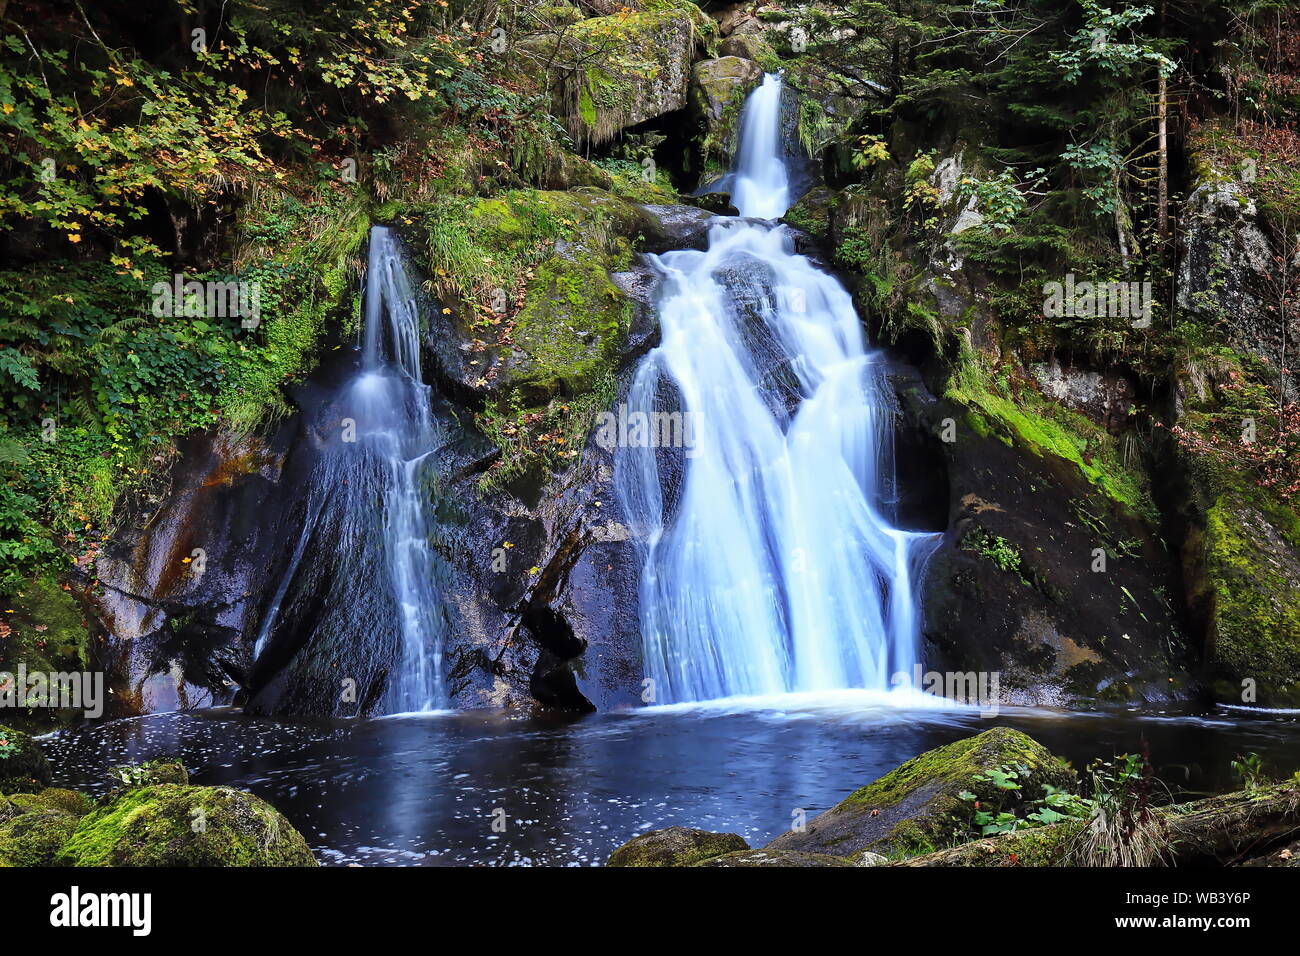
[40,697,1300,866]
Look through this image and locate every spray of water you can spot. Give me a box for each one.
[617,74,940,704]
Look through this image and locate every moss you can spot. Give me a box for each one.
[770,728,1076,858]
[607,826,748,867]
[0,724,52,794]
[528,1,713,146]
[220,184,371,431]
[0,574,90,733]
[694,849,853,867]
[1203,486,1300,704]
[906,818,1086,867]
[9,788,92,816]
[56,784,317,867]
[945,347,1153,518]
[0,809,79,866]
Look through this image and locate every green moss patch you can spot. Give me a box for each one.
[608,826,748,867]
[56,784,317,867]
[0,809,79,866]
[767,727,1076,858]
[1204,486,1300,705]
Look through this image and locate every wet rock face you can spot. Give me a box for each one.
[88,423,307,716]
[1178,165,1299,401]
[894,376,1189,708]
[1029,357,1137,434]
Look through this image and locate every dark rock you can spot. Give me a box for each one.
[0,725,52,795]
[639,203,718,252]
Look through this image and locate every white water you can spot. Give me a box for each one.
[618,73,940,705]
[251,227,446,713]
[357,227,446,712]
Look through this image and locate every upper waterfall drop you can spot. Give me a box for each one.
[730,73,790,219]
[616,74,941,705]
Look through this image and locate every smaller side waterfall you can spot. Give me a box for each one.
[355,228,447,712]
[250,227,447,714]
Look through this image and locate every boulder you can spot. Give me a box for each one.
[8,787,92,816]
[694,849,852,867]
[719,34,772,61]
[691,57,764,168]
[1177,160,1297,400]
[640,203,718,252]
[0,809,79,866]
[766,728,1076,857]
[607,826,748,867]
[1198,485,1300,706]
[0,725,52,795]
[522,4,705,146]
[56,784,318,867]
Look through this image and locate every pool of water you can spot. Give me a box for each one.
[39,692,1300,866]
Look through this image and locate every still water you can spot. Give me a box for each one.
[41,693,1300,866]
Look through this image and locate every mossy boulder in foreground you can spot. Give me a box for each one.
[694,849,851,867]
[9,787,92,816]
[607,826,748,867]
[0,725,53,795]
[0,809,80,866]
[766,727,1076,857]
[56,784,318,867]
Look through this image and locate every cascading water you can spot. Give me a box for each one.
[618,73,941,704]
[252,226,447,713]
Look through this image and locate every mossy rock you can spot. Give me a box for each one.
[899,818,1086,867]
[107,758,189,790]
[782,186,833,243]
[607,826,748,867]
[766,728,1076,858]
[690,56,763,165]
[0,810,79,866]
[1203,487,1300,706]
[56,785,318,867]
[693,848,853,867]
[9,788,92,816]
[0,725,53,795]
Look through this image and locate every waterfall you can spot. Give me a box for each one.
[617,74,940,705]
[354,227,446,712]
[252,227,447,713]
